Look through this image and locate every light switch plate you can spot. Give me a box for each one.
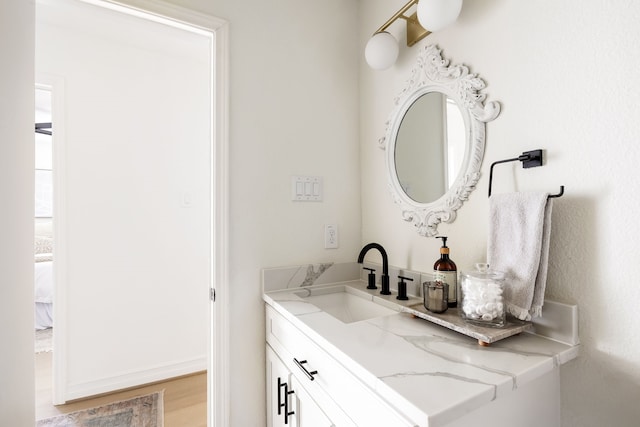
[291,176,323,201]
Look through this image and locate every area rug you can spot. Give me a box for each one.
[35,328,53,353]
[36,391,164,427]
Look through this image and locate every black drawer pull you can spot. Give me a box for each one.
[293,358,318,381]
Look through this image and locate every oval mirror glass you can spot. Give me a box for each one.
[394,92,465,204]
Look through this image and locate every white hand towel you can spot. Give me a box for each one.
[487,192,553,321]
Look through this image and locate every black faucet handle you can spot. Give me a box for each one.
[380,275,391,295]
[396,276,413,301]
[363,267,377,290]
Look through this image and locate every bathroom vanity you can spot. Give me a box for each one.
[261,43,578,427]
[263,263,579,427]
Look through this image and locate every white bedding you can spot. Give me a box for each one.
[35,259,53,330]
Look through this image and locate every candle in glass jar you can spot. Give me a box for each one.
[423,281,449,313]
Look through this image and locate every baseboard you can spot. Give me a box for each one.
[63,356,207,402]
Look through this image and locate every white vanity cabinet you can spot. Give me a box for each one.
[266,345,333,427]
[266,306,416,427]
[263,265,579,427]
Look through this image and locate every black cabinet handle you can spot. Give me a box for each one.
[293,358,318,381]
[277,377,285,415]
[277,377,295,424]
[285,387,295,425]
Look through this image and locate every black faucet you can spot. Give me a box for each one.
[357,243,391,295]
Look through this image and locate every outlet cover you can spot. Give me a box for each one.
[324,224,338,249]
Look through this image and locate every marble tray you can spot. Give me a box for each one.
[403,303,532,345]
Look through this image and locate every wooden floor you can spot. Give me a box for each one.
[35,351,207,426]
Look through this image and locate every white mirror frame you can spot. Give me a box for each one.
[379,45,501,237]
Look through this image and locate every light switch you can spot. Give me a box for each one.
[181,191,193,208]
[291,176,323,201]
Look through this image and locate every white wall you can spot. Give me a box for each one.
[0,1,35,424]
[36,0,211,399]
[360,1,640,426]
[162,0,362,424]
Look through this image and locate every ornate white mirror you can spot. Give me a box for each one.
[380,45,501,237]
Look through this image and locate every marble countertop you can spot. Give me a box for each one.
[263,264,579,427]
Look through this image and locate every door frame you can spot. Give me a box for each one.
[41,1,230,425]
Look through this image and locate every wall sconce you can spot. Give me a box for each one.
[365,0,463,70]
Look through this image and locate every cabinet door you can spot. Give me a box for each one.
[291,376,334,427]
[267,345,296,427]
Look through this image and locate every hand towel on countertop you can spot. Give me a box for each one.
[487,192,553,321]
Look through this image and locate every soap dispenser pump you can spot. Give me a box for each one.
[434,236,458,308]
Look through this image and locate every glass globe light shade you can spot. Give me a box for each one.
[365,32,399,70]
[417,0,463,32]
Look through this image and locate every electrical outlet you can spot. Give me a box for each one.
[324,224,338,249]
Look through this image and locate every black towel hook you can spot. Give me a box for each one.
[488,149,565,199]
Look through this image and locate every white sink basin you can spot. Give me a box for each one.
[296,287,397,324]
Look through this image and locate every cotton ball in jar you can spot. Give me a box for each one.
[460,264,506,327]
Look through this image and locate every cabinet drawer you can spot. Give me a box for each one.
[266,306,416,427]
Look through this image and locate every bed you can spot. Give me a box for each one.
[35,235,54,330]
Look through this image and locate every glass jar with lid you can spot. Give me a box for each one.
[460,263,506,328]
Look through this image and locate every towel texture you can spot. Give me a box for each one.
[488,192,553,320]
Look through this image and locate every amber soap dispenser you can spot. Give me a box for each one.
[434,236,458,308]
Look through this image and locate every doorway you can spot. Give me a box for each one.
[35,0,229,425]
[34,86,53,349]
